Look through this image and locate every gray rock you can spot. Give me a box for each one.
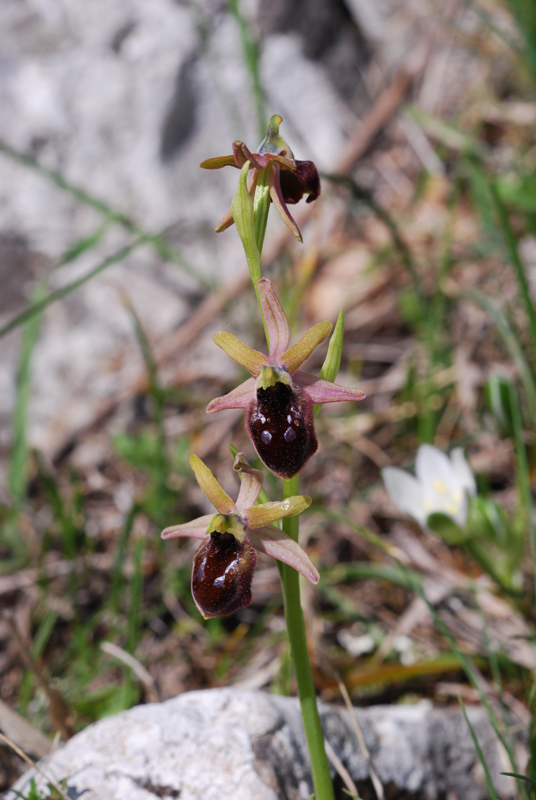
[7,688,518,800]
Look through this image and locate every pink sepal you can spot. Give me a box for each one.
[295,371,367,404]
[161,514,214,540]
[258,278,290,362]
[248,524,319,584]
[206,378,256,413]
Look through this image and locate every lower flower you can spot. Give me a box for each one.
[162,453,319,618]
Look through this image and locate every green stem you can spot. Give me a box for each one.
[281,475,335,800]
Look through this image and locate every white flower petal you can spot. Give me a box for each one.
[381,467,427,525]
[450,448,477,497]
[453,494,469,526]
[416,445,458,495]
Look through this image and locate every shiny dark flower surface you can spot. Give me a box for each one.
[192,533,257,619]
[247,381,317,480]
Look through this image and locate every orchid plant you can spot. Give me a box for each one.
[162,115,365,800]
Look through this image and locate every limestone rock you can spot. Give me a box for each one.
[7,688,517,800]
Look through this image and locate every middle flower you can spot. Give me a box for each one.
[207,278,366,478]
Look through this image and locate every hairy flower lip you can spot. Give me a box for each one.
[206,278,366,477]
[199,114,321,242]
[161,453,318,618]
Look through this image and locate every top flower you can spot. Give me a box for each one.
[382,444,476,528]
[207,278,366,479]
[200,114,320,242]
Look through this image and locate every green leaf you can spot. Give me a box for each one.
[426,512,467,544]
[459,697,500,800]
[314,309,344,417]
[485,373,516,437]
[501,772,536,789]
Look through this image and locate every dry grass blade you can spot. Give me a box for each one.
[324,738,361,799]
[100,642,159,703]
[0,700,51,760]
[0,732,70,800]
[337,678,384,800]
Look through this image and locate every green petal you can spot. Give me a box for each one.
[190,455,235,514]
[200,155,237,169]
[213,331,268,375]
[280,321,332,374]
[245,495,311,528]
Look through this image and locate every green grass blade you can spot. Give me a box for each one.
[507,380,536,605]
[8,286,45,502]
[110,506,137,612]
[501,772,536,790]
[408,573,529,800]
[466,289,536,422]
[0,139,204,285]
[227,0,265,138]
[459,696,500,800]
[126,539,144,654]
[58,222,110,267]
[0,233,157,340]
[489,181,536,361]
[504,0,536,85]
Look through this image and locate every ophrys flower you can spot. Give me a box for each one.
[162,453,318,618]
[207,278,366,478]
[200,114,320,242]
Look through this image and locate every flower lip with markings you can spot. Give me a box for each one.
[161,453,318,618]
[200,114,320,243]
[207,278,366,478]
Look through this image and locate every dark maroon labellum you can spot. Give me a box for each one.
[192,532,257,618]
[246,380,317,479]
[279,160,321,205]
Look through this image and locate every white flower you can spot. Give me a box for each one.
[382,444,476,527]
